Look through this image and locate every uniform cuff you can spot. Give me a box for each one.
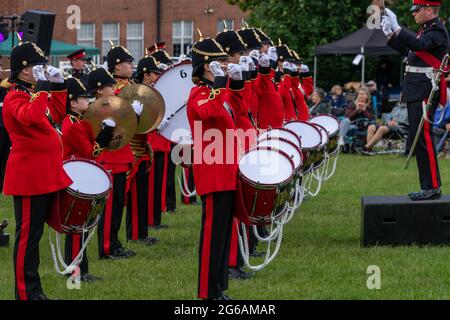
[300,71,312,78]
[270,60,278,70]
[250,70,258,80]
[36,80,52,93]
[51,81,67,92]
[259,67,271,75]
[213,76,228,89]
[274,71,283,83]
[242,71,251,81]
[229,80,245,91]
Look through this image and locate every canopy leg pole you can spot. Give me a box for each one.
[313,56,318,88]
[361,47,365,85]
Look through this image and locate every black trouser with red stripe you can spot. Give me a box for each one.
[198,191,234,299]
[65,232,89,275]
[0,127,11,193]
[98,172,126,257]
[13,193,55,300]
[148,152,164,226]
[228,218,244,268]
[407,100,441,190]
[126,161,149,240]
[166,144,177,211]
[181,166,197,204]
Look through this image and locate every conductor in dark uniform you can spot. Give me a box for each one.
[382,0,449,200]
[67,49,88,87]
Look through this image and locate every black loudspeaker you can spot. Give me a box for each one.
[21,10,56,56]
[361,195,450,247]
[0,233,9,247]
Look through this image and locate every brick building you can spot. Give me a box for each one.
[0,0,248,61]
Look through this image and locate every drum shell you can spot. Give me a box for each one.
[239,173,292,225]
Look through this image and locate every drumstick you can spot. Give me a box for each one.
[167,103,187,121]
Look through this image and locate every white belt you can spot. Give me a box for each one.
[405,66,434,73]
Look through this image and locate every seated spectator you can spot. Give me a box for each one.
[432,103,450,154]
[309,88,331,115]
[326,85,346,118]
[338,88,374,146]
[361,102,409,154]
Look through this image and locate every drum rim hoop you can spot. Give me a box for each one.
[257,137,303,169]
[283,120,323,148]
[259,127,301,148]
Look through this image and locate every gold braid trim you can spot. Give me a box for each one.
[92,142,104,158]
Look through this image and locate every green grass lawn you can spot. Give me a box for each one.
[1,154,450,300]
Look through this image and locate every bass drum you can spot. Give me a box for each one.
[154,61,194,145]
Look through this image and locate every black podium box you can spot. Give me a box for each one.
[361,195,450,247]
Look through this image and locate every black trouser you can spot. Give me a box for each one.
[148,152,164,226]
[0,127,11,193]
[126,161,150,241]
[98,172,126,257]
[166,144,177,211]
[181,166,197,204]
[407,100,441,190]
[13,193,55,300]
[198,191,234,299]
[228,218,244,268]
[65,232,89,275]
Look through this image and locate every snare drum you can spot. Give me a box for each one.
[238,147,294,225]
[257,138,303,174]
[310,124,329,168]
[309,114,339,154]
[257,128,301,149]
[283,121,322,174]
[47,159,112,234]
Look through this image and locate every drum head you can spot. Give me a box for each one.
[154,62,194,145]
[257,138,302,171]
[310,115,339,137]
[257,128,301,149]
[311,124,329,148]
[63,160,111,195]
[239,148,293,185]
[283,121,322,149]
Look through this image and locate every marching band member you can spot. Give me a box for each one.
[187,32,246,300]
[216,26,255,280]
[149,43,177,214]
[125,53,163,244]
[3,40,72,300]
[275,42,298,122]
[63,77,115,282]
[87,65,135,259]
[289,50,311,121]
[67,49,88,87]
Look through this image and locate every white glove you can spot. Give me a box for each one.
[158,63,169,71]
[381,17,393,36]
[247,56,256,71]
[209,61,225,77]
[283,62,298,72]
[46,66,65,83]
[32,65,47,82]
[239,56,250,72]
[227,63,243,81]
[385,8,401,33]
[249,50,260,62]
[268,46,278,62]
[259,54,270,68]
[102,118,116,128]
[158,119,169,131]
[132,100,144,116]
[300,64,309,73]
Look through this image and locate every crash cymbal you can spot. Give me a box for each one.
[118,84,165,134]
[85,96,138,150]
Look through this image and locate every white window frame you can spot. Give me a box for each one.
[172,20,193,56]
[102,22,120,57]
[127,22,144,59]
[77,23,96,48]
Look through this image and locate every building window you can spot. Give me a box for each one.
[172,20,193,57]
[77,23,95,48]
[217,19,234,33]
[102,22,120,57]
[127,22,144,59]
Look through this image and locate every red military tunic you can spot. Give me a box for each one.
[291,74,310,121]
[254,67,284,129]
[2,81,72,195]
[96,78,134,174]
[61,112,102,160]
[187,79,239,196]
[278,74,297,121]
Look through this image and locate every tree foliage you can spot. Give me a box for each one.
[227,0,450,90]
